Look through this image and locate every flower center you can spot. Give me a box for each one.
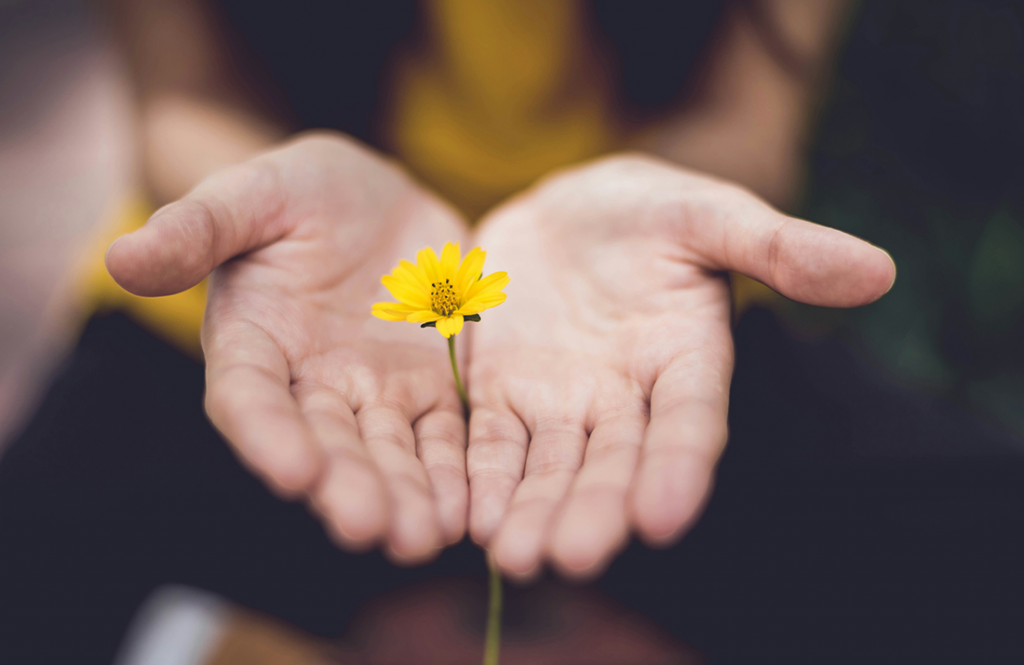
[431,279,458,316]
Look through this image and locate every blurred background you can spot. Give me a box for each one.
[0,0,132,445]
[1,0,1022,663]
[795,0,1024,439]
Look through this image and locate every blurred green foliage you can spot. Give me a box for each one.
[788,0,1024,437]
[970,210,1024,331]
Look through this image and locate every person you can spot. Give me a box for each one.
[2,2,1021,663]
[101,0,895,575]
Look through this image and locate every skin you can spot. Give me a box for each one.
[108,140,895,577]
[468,154,895,580]
[107,133,473,564]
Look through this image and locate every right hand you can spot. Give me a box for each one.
[463,154,895,580]
[106,133,471,564]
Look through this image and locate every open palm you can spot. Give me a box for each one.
[467,154,895,579]
[107,134,471,563]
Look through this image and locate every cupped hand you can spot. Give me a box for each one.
[106,133,471,563]
[466,154,895,580]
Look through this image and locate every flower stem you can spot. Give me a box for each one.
[448,335,469,414]
[445,335,502,664]
[484,551,503,665]
[445,335,500,664]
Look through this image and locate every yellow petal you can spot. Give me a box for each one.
[382,275,430,308]
[435,314,464,338]
[407,310,443,323]
[372,308,407,321]
[417,246,442,283]
[384,263,422,288]
[440,242,461,280]
[372,301,418,313]
[456,292,506,315]
[435,316,452,338]
[395,260,430,290]
[454,247,485,299]
[464,271,509,301]
[372,301,420,321]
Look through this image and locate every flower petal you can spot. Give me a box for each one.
[440,242,461,280]
[382,275,431,308]
[372,301,420,321]
[371,304,409,321]
[438,315,465,338]
[384,264,422,288]
[395,260,430,290]
[464,271,509,301]
[454,247,485,299]
[407,309,443,323]
[435,316,452,338]
[456,292,506,315]
[417,246,442,283]
[372,301,418,313]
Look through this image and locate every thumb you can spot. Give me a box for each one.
[687,186,896,308]
[106,160,290,297]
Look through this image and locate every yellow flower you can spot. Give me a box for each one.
[372,242,509,338]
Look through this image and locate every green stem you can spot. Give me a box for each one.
[448,335,469,414]
[444,334,499,659]
[445,334,501,664]
[484,552,503,665]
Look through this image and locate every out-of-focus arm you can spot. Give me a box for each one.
[636,0,854,209]
[102,0,288,205]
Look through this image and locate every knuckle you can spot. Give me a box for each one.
[386,468,434,497]
[203,385,234,424]
[524,456,579,479]
[468,466,520,490]
[766,218,790,287]
[584,440,638,468]
[418,418,465,450]
[160,198,218,279]
[423,458,466,483]
[533,411,579,431]
[470,412,524,447]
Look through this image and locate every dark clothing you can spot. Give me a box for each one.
[2,310,1021,664]
[213,0,725,143]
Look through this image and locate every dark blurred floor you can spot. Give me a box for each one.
[1,308,1021,665]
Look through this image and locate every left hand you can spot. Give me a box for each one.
[465,154,895,580]
[107,133,472,564]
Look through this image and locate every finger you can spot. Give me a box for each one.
[293,384,389,550]
[204,320,322,496]
[548,409,647,579]
[414,406,469,545]
[684,184,896,307]
[629,332,733,547]
[490,419,588,579]
[106,158,291,296]
[357,404,444,564]
[466,406,530,546]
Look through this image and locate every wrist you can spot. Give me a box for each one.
[140,94,285,205]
